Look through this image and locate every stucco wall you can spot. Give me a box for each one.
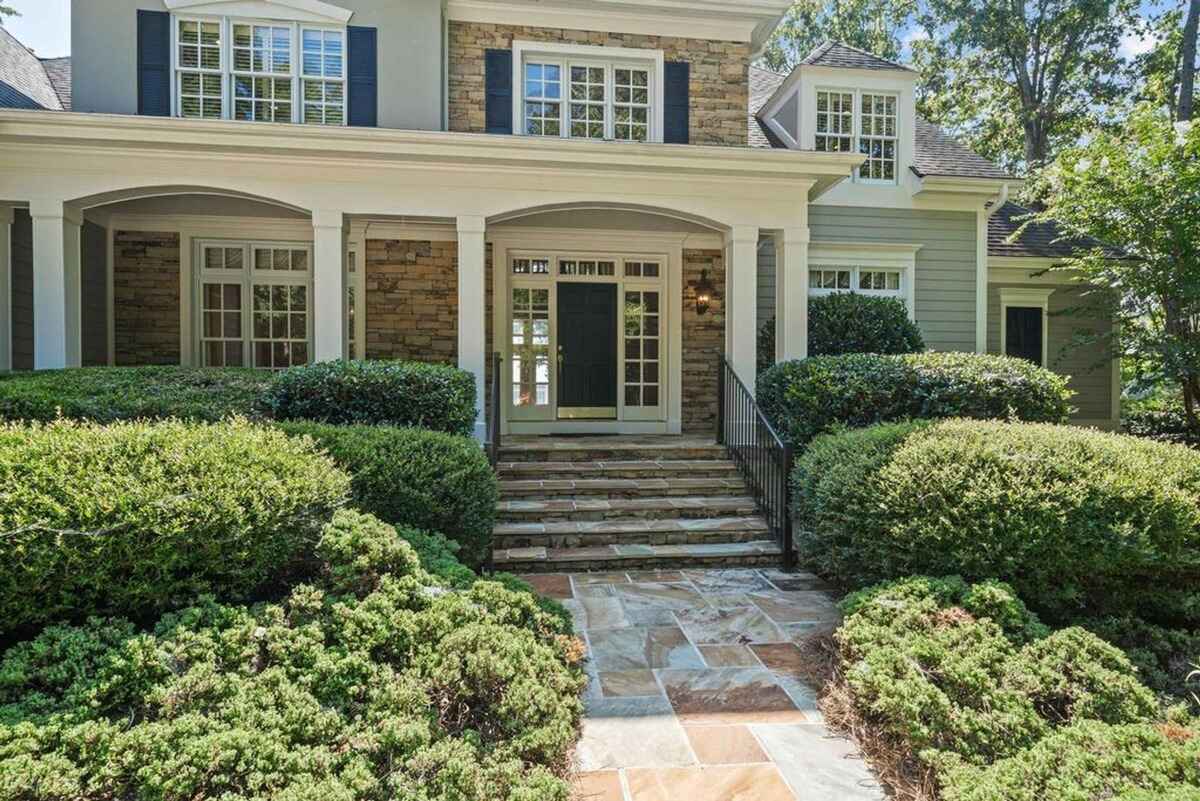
[681,248,725,433]
[113,230,180,365]
[987,283,1116,423]
[447,21,751,146]
[70,0,443,131]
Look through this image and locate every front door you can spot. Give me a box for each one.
[556,282,618,419]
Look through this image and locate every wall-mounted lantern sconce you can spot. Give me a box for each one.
[692,269,716,315]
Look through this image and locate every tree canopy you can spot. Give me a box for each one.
[760,0,916,73]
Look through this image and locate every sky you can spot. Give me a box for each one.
[0,0,1177,62]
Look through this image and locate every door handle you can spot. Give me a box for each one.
[557,345,564,371]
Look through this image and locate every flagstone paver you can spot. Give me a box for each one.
[519,567,886,801]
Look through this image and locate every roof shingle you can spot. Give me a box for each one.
[988,201,1119,259]
[799,41,915,73]
[40,56,71,110]
[0,26,64,110]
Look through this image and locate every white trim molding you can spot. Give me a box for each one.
[164,0,354,24]
[999,286,1055,368]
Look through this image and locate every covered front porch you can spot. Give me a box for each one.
[0,109,862,437]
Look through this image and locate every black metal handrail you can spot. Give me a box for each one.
[716,354,795,570]
[485,351,502,468]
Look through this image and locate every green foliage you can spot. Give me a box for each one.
[0,418,349,636]
[0,366,270,423]
[758,0,915,72]
[939,720,1200,801]
[0,511,585,801]
[793,419,1200,626]
[1080,616,1200,706]
[278,422,497,569]
[1031,106,1200,429]
[758,351,1071,446]
[263,360,477,435]
[757,294,925,374]
[838,577,1158,769]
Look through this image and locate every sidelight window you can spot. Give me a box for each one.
[623,290,661,408]
[511,288,551,407]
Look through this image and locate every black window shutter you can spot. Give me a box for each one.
[347,26,378,127]
[663,61,689,144]
[1005,306,1044,366]
[485,49,513,134]
[137,10,171,116]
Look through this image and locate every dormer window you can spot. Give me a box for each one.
[815,89,898,183]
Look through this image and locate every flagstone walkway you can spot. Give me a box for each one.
[522,568,884,801]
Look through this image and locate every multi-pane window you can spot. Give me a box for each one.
[523,63,562,136]
[173,17,345,125]
[346,250,358,360]
[198,241,313,370]
[810,265,903,298]
[523,59,655,141]
[815,91,854,152]
[859,93,898,181]
[177,20,223,118]
[560,259,615,276]
[624,261,661,278]
[512,257,551,275]
[511,288,551,407]
[613,68,650,142]
[569,65,607,139]
[624,290,661,408]
[816,89,900,182]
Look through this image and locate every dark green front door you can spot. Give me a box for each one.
[557,283,617,418]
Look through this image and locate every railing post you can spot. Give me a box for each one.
[781,441,795,571]
[716,355,726,445]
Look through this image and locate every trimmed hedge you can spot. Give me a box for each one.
[757,294,925,374]
[0,509,585,800]
[0,418,350,636]
[835,577,1198,800]
[0,366,270,423]
[793,419,1200,625]
[278,422,498,568]
[759,351,1072,446]
[263,360,477,435]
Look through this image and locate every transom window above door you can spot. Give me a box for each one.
[514,41,664,143]
[510,256,663,279]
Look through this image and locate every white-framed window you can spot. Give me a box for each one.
[514,41,664,143]
[197,240,313,370]
[172,15,346,126]
[809,265,904,298]
[815,88,899,183]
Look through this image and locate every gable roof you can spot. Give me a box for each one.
[799,41,915,73]
[988,201,1120,260]
[0,26,65,111]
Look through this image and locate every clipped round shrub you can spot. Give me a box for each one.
[759,351,1071,446]
[0,366,271,423]
[264,359,477,435]
[794,419,1200,625]
[0,418,350,635]
[278,422,498,568]
[756,295,925,374]
[0,511,585,801]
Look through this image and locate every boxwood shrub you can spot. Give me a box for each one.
[793,419,1200,625]
[0,366,270,423]
[0,510,585,801]
[278,422,497,568]
[0,418,349,636]
[835,576,1196,800]
[759,351,1072,446]
[756,294,925,373]
[263,360,477,435]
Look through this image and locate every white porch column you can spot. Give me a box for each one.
[725,225,759,390]
[30,198,82,369]
[457,215,487,442]
[775,226,810,362]
[312,209,346,362]
[0,206,12,371]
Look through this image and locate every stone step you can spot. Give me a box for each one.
[498,459,740,480]
[498,437,726,464]
[494,495,760,523]
[492,539,782,572]
[498,476,748,500]
[493,515,771,550]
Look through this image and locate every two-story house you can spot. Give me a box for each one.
[0,2,1118,443]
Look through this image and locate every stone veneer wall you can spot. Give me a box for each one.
[114,231,181,365]
[447,22,750,147]
[681,249,726,433]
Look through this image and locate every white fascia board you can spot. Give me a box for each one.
[164,0,354,24]
[910,173,1017,198]
[446,0,788,50]
[0,109,862,186]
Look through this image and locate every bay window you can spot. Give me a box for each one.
[815,89,899,182]
[173,16,345,125]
